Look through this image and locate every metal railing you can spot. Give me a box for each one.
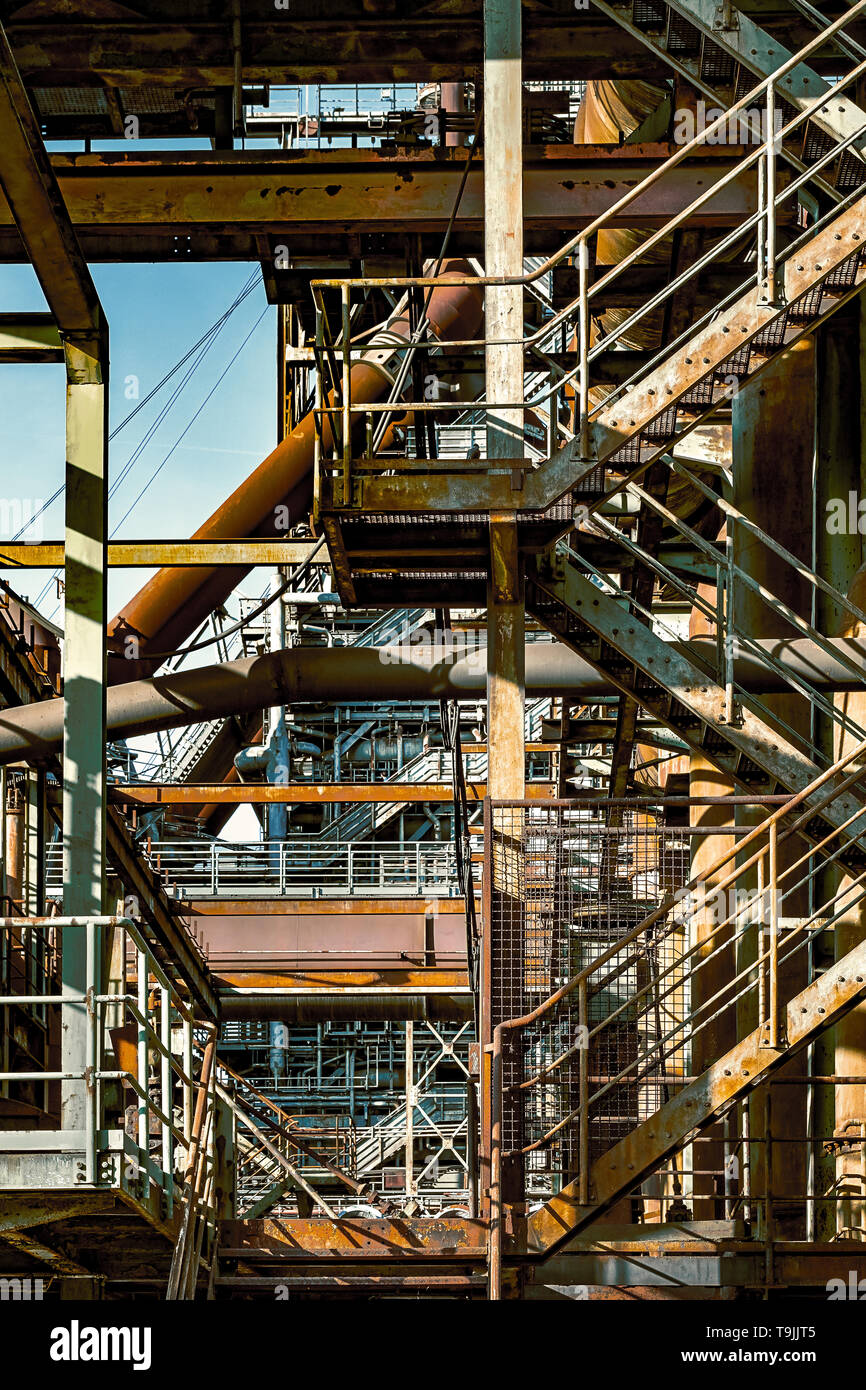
[0,915,219,1239]
[310,1,866,509]
[554,500,866,774]
[485,733,866,1294]
[45,839,464,899]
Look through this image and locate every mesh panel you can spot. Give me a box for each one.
[489,804,690,1197]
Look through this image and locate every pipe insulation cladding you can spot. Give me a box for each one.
[3,635,866,765]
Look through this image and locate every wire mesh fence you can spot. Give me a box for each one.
[488,801,691,1198]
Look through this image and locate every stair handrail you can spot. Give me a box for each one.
[207,1048,369,1198]
[486,728,866,1296]
[313,0,866,309]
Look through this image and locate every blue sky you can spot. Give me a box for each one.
[1,88,422,623]
[0,258,277,623]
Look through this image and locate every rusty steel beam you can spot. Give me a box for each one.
[0,539,319,569]
[220,985,472,1022]
[5,6,853,87]
[220,1214,487,1259]
[0,26,101,346]
[0,149,766,254]
[111,780,555,805]
[0,1226,93,1277]
[0,15,669,86]
[188,896,467,916]
[214,1274,486,1292]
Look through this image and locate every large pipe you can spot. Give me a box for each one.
[221,992,473,1023]
[4,635,866,766]
[106,260,484,683]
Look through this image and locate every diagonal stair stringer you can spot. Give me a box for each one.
[526,932,866,1257]
[528,191,866,510]
[526,557,866,863]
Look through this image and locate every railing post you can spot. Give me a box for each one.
[768,821,780,1048]
[757,152,767,291]
[761,81,784,307]
[137,941,149,1196]
[578,236,590,461]
[578,977,589,1207]
[183,1014,193,1156]
[341,282,351,502]
[160,982,172,1214]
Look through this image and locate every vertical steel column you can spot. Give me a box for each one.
[484,0,525,803]
[25,769,44,914]
[482,4,525,1276]
[488,517,525,800]
[405,1020,414,1198]
[61,335,108,1131]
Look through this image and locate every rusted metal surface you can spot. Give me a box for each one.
[112,781,555,805]
[0,539,318,568]
[3,13,669,87]
[526,933,866,1255]
[215,1273,486,1292]
[0,151,767,269]
[221,1215,487,1259]
[0,26,101,347]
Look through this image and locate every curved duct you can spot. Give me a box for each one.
[4,635,866,766]
[106,260,484,684]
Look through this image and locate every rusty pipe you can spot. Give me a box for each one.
[5,635,866,767]
[107,260,483,683]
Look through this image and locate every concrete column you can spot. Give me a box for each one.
[61,339,108,1130]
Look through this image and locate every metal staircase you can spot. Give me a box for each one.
[526,551,866,872]
[483,741,866,1277]
[312,4,866,611]
[353,1102,414,1175]
[211,1052,374,1217]
[318,745,487,842]
[352,606,431,648]
[596,0,866,197]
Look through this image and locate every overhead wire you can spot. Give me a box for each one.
[13,270,260,546]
